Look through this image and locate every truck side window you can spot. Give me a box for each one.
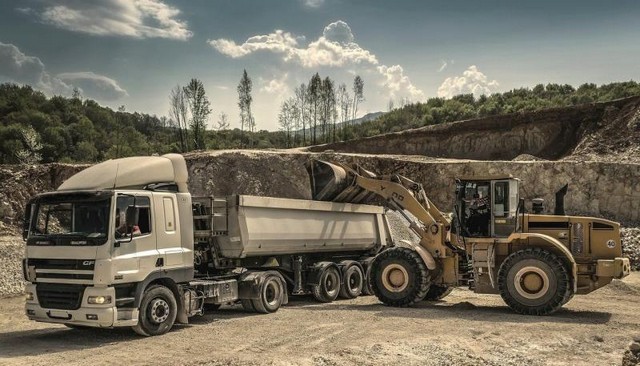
[115,196,152,238]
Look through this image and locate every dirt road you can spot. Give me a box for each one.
[1,274,638,366]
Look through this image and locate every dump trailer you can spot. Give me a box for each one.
[308,160,631,315]
[22,154,391,335]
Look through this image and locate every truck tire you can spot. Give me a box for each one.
[370,247,430,307]
[339,262,364,299]
[251,274,284,314]
[241,299,255,312]
[359,258,375,296]
[132,285,177,336]
[423,285,453,301]
[312,266,341,303]
[497,248,571,315]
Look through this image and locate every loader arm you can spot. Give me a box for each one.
[308,160,459,257]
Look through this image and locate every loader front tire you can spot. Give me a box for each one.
[498,248,571,316]
[423,285,453,301]
[370,247,430,307]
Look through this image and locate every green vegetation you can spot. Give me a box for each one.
[341,81,640,139]
[1,81,639,164]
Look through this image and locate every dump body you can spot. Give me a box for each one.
[209,195,390,258]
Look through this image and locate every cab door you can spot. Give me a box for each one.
[491,180,518,237]
[111,193,158,283]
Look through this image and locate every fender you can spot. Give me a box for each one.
[133,267,194,324]
[396,240,437,270]
[507,232,578,292]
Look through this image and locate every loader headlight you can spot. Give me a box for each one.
[25,292,34,301]
[88,295,111,305]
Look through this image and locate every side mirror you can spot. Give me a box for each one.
[22,204,32,240]
[125,206,139,227]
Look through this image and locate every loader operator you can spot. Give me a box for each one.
[466,189,491,236]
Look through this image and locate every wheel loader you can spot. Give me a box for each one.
[308,160,631,315]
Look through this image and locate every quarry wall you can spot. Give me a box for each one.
[307,97,640,160]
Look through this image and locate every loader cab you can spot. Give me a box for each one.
[455,177,520,238]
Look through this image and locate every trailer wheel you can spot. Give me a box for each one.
[251,275,284,314]
[498,248,571,315]
[312,266,341,303]
[339,262,364,299]
[132,285,177,336]
[423,285,453,301]
[370,247,430,307]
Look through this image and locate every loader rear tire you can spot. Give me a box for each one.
[312,266,341,303]
[360,257,375,296]
[498,248,571,315]
[423,285,453,301]
[370,247,430,307]
[339,262,364,299]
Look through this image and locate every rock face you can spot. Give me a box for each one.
[306,97,640,162]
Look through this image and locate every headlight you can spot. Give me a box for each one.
[25,292,34,301]
[88,295,112,304]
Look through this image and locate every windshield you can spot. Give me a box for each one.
[28,193,111,246]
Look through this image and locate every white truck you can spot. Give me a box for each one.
[22,154,392,335]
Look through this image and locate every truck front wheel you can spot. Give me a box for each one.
[370,247,430,307]
[498,248,571,315]
[132,285,177,336]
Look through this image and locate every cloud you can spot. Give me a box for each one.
[437,65,499,99]
[208,20,423,102]
[57,71,128,100]
[301,0,325,8]
[260,74,289,96]
[0,42,127,101]
[33,0,192,40]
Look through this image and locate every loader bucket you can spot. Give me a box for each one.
[307,160,377,204]
[307,160,348,201]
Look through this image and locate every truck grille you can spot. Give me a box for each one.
[29,258,95,282]
[29,259,95,270]
[36,284,85,310]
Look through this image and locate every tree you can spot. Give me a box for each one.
[184,78,211,151]
[336,83,351,140]
[169,85,189,152]
[216,112,230,131]
[279,98,295,147]
[320,77,336,143]
[308,73,322,145]
[388,98,395,111]
[15,126,43,165]
[237,69,253,148]
[352,75,364,123]
[294,83,307,145]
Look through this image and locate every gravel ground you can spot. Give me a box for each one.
[0,235,26,298]
[0,273,639,366]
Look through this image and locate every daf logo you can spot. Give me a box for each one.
[83,261,95,266]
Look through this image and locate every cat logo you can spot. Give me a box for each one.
[82,260,95,266]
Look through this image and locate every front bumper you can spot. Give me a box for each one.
[25,284,138,328]
[596,257,631,279]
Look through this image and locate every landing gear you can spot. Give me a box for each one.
[370,247,431,307]
[498,248,572,315]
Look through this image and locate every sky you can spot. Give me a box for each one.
[1,0,639,131]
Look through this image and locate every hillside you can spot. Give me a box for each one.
[308,96,640,163]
